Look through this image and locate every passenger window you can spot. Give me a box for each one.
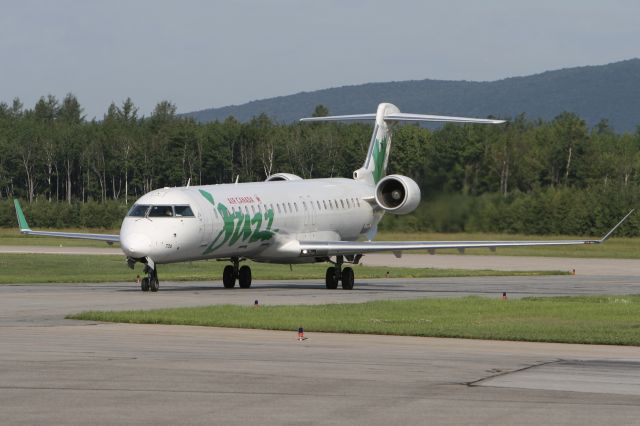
[356,199,360,207]
[174,205,194,217]
[340,200,345,209]
[323,200,327,210]
[288,202,292,212]
[127,204,150,217]
[302,201,307,211]
[251,205,256,214]
[148,205,174,217]
[294,202,299,212]
[316,201,321,210]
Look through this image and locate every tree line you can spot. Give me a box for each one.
[1,95,639,235]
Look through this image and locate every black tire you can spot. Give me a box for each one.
[325,267,338,289]
[238,265,252,288]
[141,277,150,292]
[341,267,354,290]
[149,277,159,292]
[223,265,236,288]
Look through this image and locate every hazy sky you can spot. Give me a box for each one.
[1,0,639,119]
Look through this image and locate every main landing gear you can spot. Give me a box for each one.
[222,257,252,289]
[325,255,355,290]
[140,265,159,292]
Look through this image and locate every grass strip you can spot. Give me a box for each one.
[0,254,565,284]
[68,295,640,346]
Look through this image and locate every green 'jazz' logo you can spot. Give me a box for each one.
[199,189,278,254]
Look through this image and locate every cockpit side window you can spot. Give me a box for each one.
[128,204,150,217]
[148,205,174,217]
[174,205,194,217]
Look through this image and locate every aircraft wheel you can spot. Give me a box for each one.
[341,267,354,290]
[141,277,150,292]
[238,265,252,288]
[149,276,159,292]
[325,267,338,289]
[223,265,236,288]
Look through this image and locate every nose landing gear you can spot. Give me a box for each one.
[140,263,159,292]
[222,257,252,289]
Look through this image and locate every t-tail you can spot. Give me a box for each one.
[301,102,505,185]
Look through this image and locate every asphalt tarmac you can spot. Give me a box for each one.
[1,274,640,425]
[4,245,640,275]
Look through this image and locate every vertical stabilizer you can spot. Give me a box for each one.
[353,103,399,185]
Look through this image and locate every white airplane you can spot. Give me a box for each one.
[14,103,633,292]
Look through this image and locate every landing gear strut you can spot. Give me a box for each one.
[325,255,355,290]
[141,265,159,292]
[222,257,252,289]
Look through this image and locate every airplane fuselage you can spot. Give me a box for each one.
[119,178,380,265]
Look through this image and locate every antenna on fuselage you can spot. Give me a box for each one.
[235,175,239,184]
[186,178,191,187]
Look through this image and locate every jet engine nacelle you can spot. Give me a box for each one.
[265,173,303,182]
[374,174,421,215]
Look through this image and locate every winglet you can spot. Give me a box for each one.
[13,199,31,232]
[599,209,635,242]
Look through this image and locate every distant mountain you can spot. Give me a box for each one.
[185,59,640,132]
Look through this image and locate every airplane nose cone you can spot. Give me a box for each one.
[120,233,152,258]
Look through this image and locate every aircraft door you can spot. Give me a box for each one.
[300,195,316,230]
[197,203,213,247]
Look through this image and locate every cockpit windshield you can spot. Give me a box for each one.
[127,204,195,218]
[148,205,174,217]
[127,204,150,217]
[174,205,194,217]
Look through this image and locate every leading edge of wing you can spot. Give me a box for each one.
[19,229,120,243]
[13,199,120,243]
[297,239,601,256]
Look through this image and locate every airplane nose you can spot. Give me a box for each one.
[120,233,152,258]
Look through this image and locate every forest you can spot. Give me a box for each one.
[1,94,639,235]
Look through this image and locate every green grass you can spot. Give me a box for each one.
[67,295,640,346]
[2,227,638,258]
[0,254,564,284]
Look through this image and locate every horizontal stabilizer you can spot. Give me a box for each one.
[300,113,377,122]
[300,112,504,124]
[384,113,504,124]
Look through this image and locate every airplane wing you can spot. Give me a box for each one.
[13,199,120,244]
[298,210,634,258]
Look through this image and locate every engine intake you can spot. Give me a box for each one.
[374,174,421,215]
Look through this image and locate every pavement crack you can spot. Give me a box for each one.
[466,359,561,387]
